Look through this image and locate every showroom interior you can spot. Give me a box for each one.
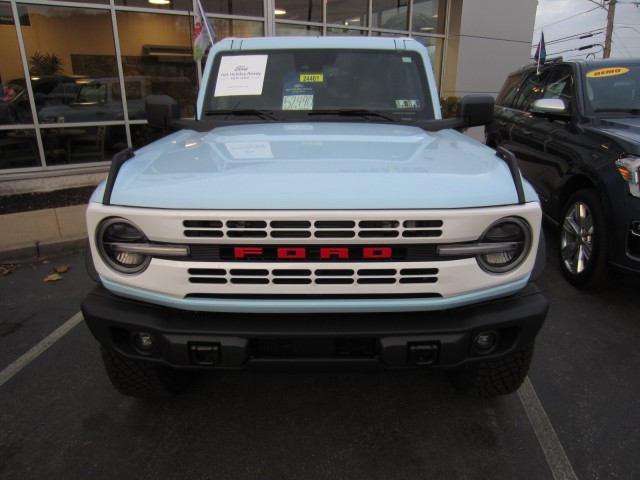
[0,0,535,190]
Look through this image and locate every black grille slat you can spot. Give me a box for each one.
[271,221,312,228]
[358,231,399,238]
[357,269,396,276]
[188,268,226,276]
[230,269,269,276]
[183,218,444,240]
[316,278,354,284]
[273,278,313,285]
[273,269,312,276]
[316,269,354,276]
[400,277,437,284]
[189,277,227,284]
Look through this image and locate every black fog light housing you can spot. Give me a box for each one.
[132,331,157,355]
[473,331,499,354]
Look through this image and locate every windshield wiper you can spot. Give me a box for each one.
[204,109,278,120]
[307,109,397,121]
[594,108,640,115]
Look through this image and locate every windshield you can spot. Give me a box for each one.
[204,49,434,121]
[584,65,640,113]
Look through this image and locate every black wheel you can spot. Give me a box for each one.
[558,188,610,288]
[449,342,534,397]
[100,347,188,399]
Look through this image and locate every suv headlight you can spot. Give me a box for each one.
[615,155,640,198]
[96,218,190,274]
[97,218,151,274]
[477,218,532,273]
[438,217,532,274]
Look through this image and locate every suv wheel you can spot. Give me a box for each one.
[449,342,534,397]
[559,189,610,288]
[100,347,188,399]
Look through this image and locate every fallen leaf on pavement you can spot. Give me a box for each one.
[1,264,13,276]
[44,273,63,282]
[54,265,70,273]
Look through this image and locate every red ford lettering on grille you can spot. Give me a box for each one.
[363,247,392,259]
[233,246,394,260]
[234,247,263,258]
[278,248,306,259]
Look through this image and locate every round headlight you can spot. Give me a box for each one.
[477,217,532,273]
[97,218,151,274]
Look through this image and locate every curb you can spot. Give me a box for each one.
[0,236,87,263]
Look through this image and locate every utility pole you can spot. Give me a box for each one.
[603,0,617,58]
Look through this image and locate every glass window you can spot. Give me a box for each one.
[116,11,197,120]
[584,64,640,113]
[512,71,549,112]
[275,0,322,23]
[372,0,408,31]
[14,3,118,167]
[202,0,264,17]
[114,0,263,17]
[0,129,40,170]
[496,74,525,108]
[541,68,573,113]
[276,24,322,36]
[205,49,434,121]
[326,0,368,27]
[212,18,264,39]
[0,5,41,170]
[412,0,446,35]
[327,28,368,36]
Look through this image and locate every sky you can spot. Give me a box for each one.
[532,0,640,59]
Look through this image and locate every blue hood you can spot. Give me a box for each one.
[100,123,529,210]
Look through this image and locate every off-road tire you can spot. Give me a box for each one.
[100,347,188,399]
[449,342,534,397]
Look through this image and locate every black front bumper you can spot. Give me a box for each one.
[81,284,548,370]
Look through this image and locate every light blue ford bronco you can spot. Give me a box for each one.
[81,37,548,398]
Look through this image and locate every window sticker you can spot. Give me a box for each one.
[586,67,629,79]
[214,55,268,97]
[396,99,420,109]
[300,73,324,83]
[226,141,274,159]
[282,71,315,110]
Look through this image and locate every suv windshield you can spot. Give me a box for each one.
[204,49,434,121]
[584,64,640,114]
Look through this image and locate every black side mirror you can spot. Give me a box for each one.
[458,94,494,127]
[145,94,179,130]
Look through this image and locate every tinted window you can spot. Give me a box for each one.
[584,64,640,113]
[496,74,524,107]
[511,70,549,111]
[541,68,573,113]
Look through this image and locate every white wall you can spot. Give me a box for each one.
[443,0,538,98]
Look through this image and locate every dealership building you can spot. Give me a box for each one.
[0,0,536,193]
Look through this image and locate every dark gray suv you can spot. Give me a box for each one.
[486,58,640,287]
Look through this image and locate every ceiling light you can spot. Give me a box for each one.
[275,9,287,15]
[149,0,170,5]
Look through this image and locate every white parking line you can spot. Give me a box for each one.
[0,311,83,388]
[518,377,579,480]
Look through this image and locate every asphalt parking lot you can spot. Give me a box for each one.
[1,229,639,480]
